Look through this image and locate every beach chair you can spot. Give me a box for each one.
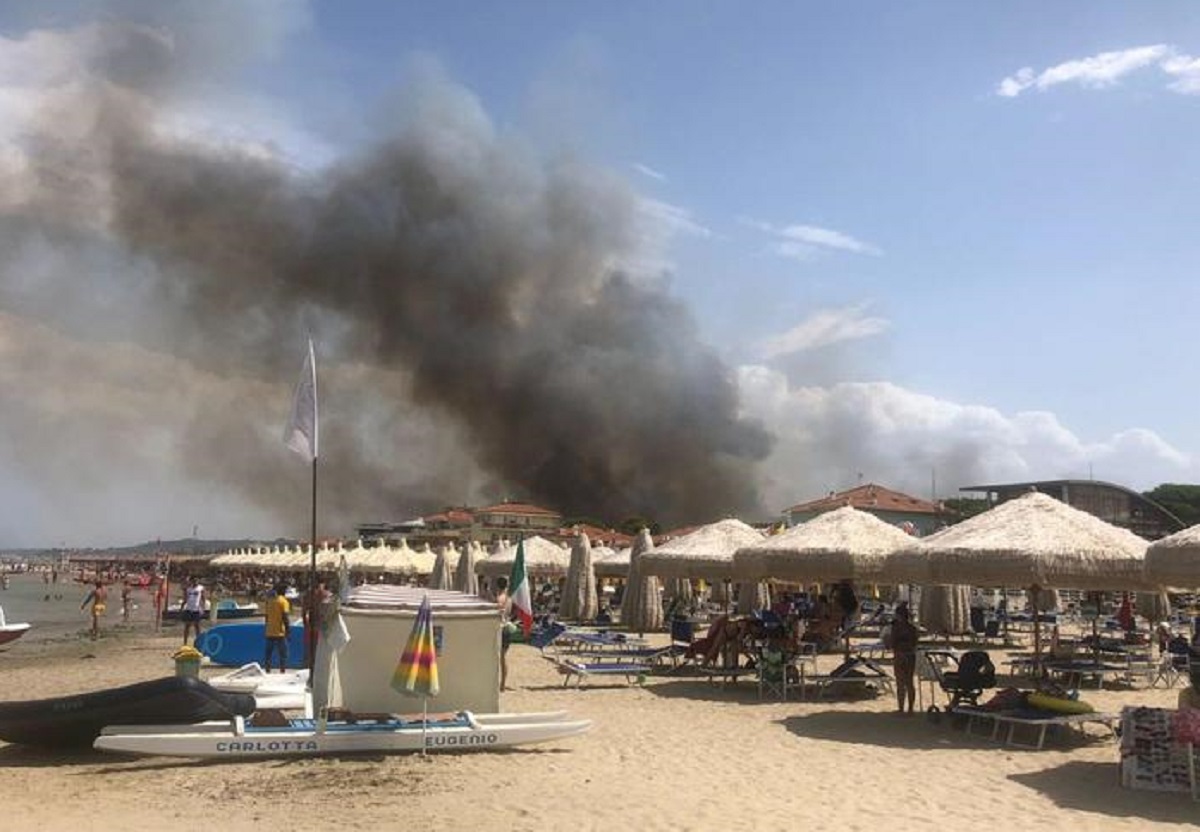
[757,644,790,700]
[924,649,995,714]
[542,655,650,687]
[666,617,701,672]
[528,621,568,650]
[803,656,894,701]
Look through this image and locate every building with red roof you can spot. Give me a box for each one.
[784,483,948,536]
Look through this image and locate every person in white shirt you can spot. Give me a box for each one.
[181,577,206,644]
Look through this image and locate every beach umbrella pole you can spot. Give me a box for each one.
[1030,585,1042,678]
[421,696,428,758]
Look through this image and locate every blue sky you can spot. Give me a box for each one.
[270,1,1200,429]
[2,1,1200,545]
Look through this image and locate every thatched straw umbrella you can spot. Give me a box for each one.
[733,506,914,583]
[594,547,630,579]
[1146,523,1200,589]
[429,545,454,590]
[665,576,694,604]
[641,519,765,580]
[477,536,571,579]
[884,491,1150,669]
[1136,590,1172,626]
[918,584,972,637]
[621,528,663,634]
[454,542,481,596]
[410,543,438,577]
[560,533,598,622]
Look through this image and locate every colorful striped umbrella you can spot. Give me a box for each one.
[390,593,439,755]
[391,594,440,698]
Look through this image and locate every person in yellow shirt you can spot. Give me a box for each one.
[264,583,291,673]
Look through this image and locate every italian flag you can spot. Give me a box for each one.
[509,538,534,636]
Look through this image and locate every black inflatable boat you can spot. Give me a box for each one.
[0,676,256,747]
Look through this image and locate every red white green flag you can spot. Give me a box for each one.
[509,538,534,636]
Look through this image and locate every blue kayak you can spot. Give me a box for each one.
[194,622,306,668]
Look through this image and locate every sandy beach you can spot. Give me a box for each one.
[1,622,1196,832]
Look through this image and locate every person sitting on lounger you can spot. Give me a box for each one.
[685,615,748,666]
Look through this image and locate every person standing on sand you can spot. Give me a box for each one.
[264,583,291,673]
[121,582,132,623]
[889,602,919,715]
[303,580,331,670]
[181,576,206,644]
[80,580,107,640]
[495,576,513,691]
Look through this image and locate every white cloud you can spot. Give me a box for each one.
[632,162,666,181]
[639,197,711,239]
[1161,53,1200,94]
[736,365,1199,512]
[995,44,1200,98]
[756,305,889,359]
[746,218,881,262]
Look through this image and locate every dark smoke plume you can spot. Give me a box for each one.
[0,20,770,538]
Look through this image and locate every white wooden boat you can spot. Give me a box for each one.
[0,606,30,646]
[94,710,590,758]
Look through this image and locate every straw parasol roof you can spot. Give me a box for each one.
[621,528,663,633]
[559,533,598,621]
[883,491,1151,591]
[594,547,629,579]
[476,536,572,578]
[639,519,765,580]
[428,545,454,590]
[454,542,481,596]
[1145,523,1200,589]
[409,543,438,577]
[733,506,915,583]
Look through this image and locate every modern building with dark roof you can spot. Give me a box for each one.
[960,479,1185,541]
[783,483,949,536]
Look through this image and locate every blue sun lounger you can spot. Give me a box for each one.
[542,655,651,687]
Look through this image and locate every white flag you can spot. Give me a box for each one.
[284,339,318,461]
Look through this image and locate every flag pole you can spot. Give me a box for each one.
[308,455,317,676]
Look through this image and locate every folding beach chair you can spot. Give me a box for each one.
[757,644,790,700]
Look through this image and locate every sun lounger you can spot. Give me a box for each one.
[951,705,1118,750]
[800,656,894,701]
[542,655,650,687]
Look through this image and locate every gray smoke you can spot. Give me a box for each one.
[0,19,771,541]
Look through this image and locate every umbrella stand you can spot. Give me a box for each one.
[1087,591,1102,669]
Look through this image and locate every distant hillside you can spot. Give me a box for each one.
[3,538,296,561]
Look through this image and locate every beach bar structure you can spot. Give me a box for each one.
[316,585,501,715]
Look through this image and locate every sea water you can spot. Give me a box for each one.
[0,572,162,644]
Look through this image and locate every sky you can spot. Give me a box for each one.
[1,1,1199,547]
